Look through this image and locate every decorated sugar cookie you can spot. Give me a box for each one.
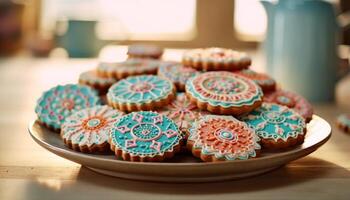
[187,115,260,162]
[337,114,350,133]
[97,58,159,80]
[264,90,313,122]
[158,62,199,91]
[110,111,182,162]
[240,103,306,149]
[185,71,263,115]
[182,47,251,71]
[79,70,117,94]
[127,44,163,59]
[35,84,100,131]
[107,75,176,112]
[61,105,123,153]
[235,69,276,93]
[158,93,208,136]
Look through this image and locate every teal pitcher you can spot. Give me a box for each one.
[261,0,339,102]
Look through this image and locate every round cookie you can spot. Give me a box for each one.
[158,62,199,91]
[235,69,276,93]
[79,70,117,94]
[61,105,123,153]
[264,90,313,122]
[109,111,182,162]
[182,47,251,71]
[187,115,260,162]
[107,75,176,112]
[97,58,159,80]
[337,114,350,133]
[158,93,208,137]
[127,44,163,59]
[185,71,263,115]
[240,103,306,150]
[35,84,100,131]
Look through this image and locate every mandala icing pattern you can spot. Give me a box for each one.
[240,103,306,142]
[235,69,276,88]
[110,111,181,156]
[159,93,207,133]
[107,75,174,104]
[188,116,260,160]
[264,90,313,121]
[183,48,251,64]
[35,84,100,130]
[186,71,263,108]
[158,62,199,85]
[61,105,123,146]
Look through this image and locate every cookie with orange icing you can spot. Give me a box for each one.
[79,70,117,94]
[158,93,208,136]
[235,69,276,93]
[185,71,263,115]
[61,105,123,153]
[182,48,251,71]
[187,115,260,162]
[264,90,313,122]
[127,44,163,59]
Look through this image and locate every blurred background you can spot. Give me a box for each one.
[0,0,349,104]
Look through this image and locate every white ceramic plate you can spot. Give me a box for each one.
[28,115,331,183]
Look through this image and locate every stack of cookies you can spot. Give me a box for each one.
[35,46,314,162]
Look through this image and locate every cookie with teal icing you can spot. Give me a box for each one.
[235,69,276,93]
[185,71,263,115]
[107,75,176,112]
[158,62,199,91]
[109,111,182,162]
[240,103,306,149]
[187,115,260,161]
[61,105,123,153]
[337,114,350,133]
[79,70,116,95]
[264,89,313,122]
[35,84,100,131]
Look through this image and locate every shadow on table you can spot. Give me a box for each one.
[75,156,350,194]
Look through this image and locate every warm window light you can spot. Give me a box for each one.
[234,0,267,41]
[41,0,196,41]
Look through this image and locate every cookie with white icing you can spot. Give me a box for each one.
[183,48,251,71]
[158,62,199,91]
[97,58,159,80]
[235,69,276,93]
[61,105,123,153]
[264,90,313,122]
[109,111,182,162]
[240,103,306,149]
[79,70,117,94]
[127,44,163,59]
[187,115,260,162]
[185,71,263,115]
[35,84,100,131]
[107,75,176,112]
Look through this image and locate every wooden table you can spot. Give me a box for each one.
[0,54,350,200]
